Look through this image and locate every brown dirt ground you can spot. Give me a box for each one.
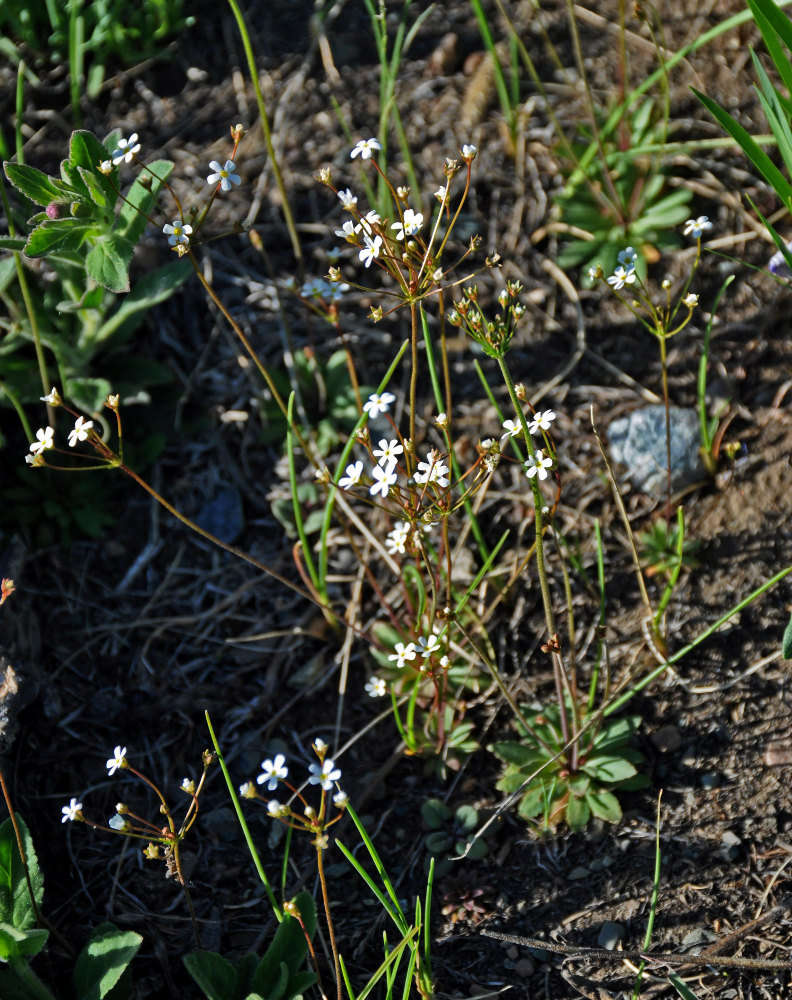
[3,0,792,998]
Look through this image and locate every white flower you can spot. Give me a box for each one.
[363,391,396,418]
[388,641,417,668]
[524,450,553,480]
[683,292,699,308]
[333,790,349,809]
[67,416,94,447]
[370,463,398,498]
[461,144,477,160]
[373,438,403,465]
[359,234,382,268]
[365,676,387,697]
[267,799,285,817]
[414,450,449,488]
[163,220,192,246]
[338,460,364,490]
[386,522,411,554]
[207,159,241,191]
[683,216,712,238]
[313,738,327,753]
[418,634,442,657]
[391,209,424,241]
[106,746,127,775]
[257,753,289,791]
[434,186,449,203]
[335,220,357,241]
[61,798,82,823]
[356,210,382,235]
[111,133,140,164]
[308,758,341,789]
[617,247,638,267]
[40,387,61,406]
[338,188,357,211]
[501,418,521,439]
[239,781,256,798]
[181,778,196,794]
[350,138,382,160]
[607,265,636,291]
[98,159,113,174]
[29,426,54,455]
[528,410,556,434]
[587,266,600,281]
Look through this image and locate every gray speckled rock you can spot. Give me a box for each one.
[608,405,706,498]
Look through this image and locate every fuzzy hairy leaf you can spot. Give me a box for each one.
[0,816,43,931]
[73,922,143,1000]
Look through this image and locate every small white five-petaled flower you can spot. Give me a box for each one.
[68,416,94,447]
[617,247,638,267]
[391,209,424,241]
[370,463,398,498]
[337,188,358,211]
[257,753,289,791]
[528,410,556,434]
[388,641,417,668]
[683,216,712,239]
[106,746,127,775]
[112,134,140,165]
[350,138,382,160]
[607,265,636,291]
[163,220,192,246]
[61,798,82,823]
[308,758,341,789]
[373,439,403,465]
[206,159,241,191]
[339,461,364,490]
[29,427,54,455]
[365,676,387,698]
[359,234,382,268]
[501,418,521,439]
[524,450,553,480]
[363,392,396,418]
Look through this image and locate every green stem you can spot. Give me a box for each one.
[224,0,303,270]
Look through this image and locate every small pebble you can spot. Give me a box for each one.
[699,772,720,789]
[597,921,626,950]
[567,865,590,880]
[651,724,682,753]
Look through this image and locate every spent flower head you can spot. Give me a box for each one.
[207,159,241,191]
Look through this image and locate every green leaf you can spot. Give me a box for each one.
[668,971,699,1000]
[69,131,111,173]
[516,782,548,820]
[783,608,792,658]
[593,715,642,752]
[64,377,114,413]
[0,923,49,960]
[0,816,43,931]
[183,951,238,1000]
[93,258,191,344]
[73,922,143,1000]
[566,795,590,831]
[4,161,68,206]
[0,237,27,252]
[84,234,133,293]
[420,799,452,829]
[586,789,622,823]
[24,220,93,257]
[115,160,174,245]
[253,891,316,997]
[693,87,792,210]
[454,805,479,833]
[489,741,549,769]
[581,755,638,783]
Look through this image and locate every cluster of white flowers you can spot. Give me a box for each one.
[26,401,98,465]
[242,745,343,802]
[598,246,638,291]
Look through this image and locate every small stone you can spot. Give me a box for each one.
[567,866,590,880]
[651,724,682,753]
[608,405,706,498]
[506,946,519,960]
[721,830,741,846]
[195,486,245,544]
[765,745,792,766]
[700,772,720,789]
[514,958,535,977]
[598,921,626,950]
